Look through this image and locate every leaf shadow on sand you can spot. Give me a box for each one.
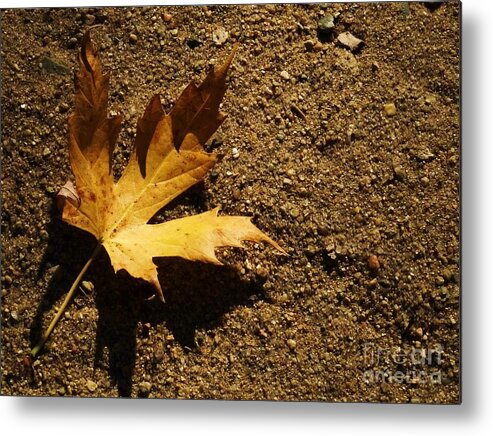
[93,256,267,397]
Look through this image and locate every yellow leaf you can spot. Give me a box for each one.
[58,31,286,301]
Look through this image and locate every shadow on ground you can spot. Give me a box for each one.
[93,258,266,397]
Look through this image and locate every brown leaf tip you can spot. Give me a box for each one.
[216,42,239,78]
[80,31,96,74]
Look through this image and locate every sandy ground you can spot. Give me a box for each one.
[1,2,460,402]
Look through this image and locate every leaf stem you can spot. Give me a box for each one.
[31,241,103,358]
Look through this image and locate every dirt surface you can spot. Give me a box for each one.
[0,2,460,402]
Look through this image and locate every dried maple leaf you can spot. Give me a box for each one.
[58,32,286,301]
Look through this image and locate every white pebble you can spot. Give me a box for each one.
[280,70,290,80]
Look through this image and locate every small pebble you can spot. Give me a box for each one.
[280,70,290,81]
[86,380,97,392]
[212,26,229,46]
[81,280,95,293]
[129,33,138,44]
[232,189,241,200]
[58,103,70,113]
[393,164,405,181]
[276,293,289,304]
[290,207,300,218]
[442,268,455,283]
[258,328,268,338]
[368,254,380,271]
[337,32,363,51]
[413,147,435,162]
[154,348,165,361]
[232,147,239,158]
[138,381,152,397]
[304,245,318,257]
[256,266,269,279]
[287,339,297,350]
[162,13,173,22]
[318,14,335,33]
[383,103,397,116]
[439,287,450,299]
[425,93,437,105]
[313,41,324,52]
